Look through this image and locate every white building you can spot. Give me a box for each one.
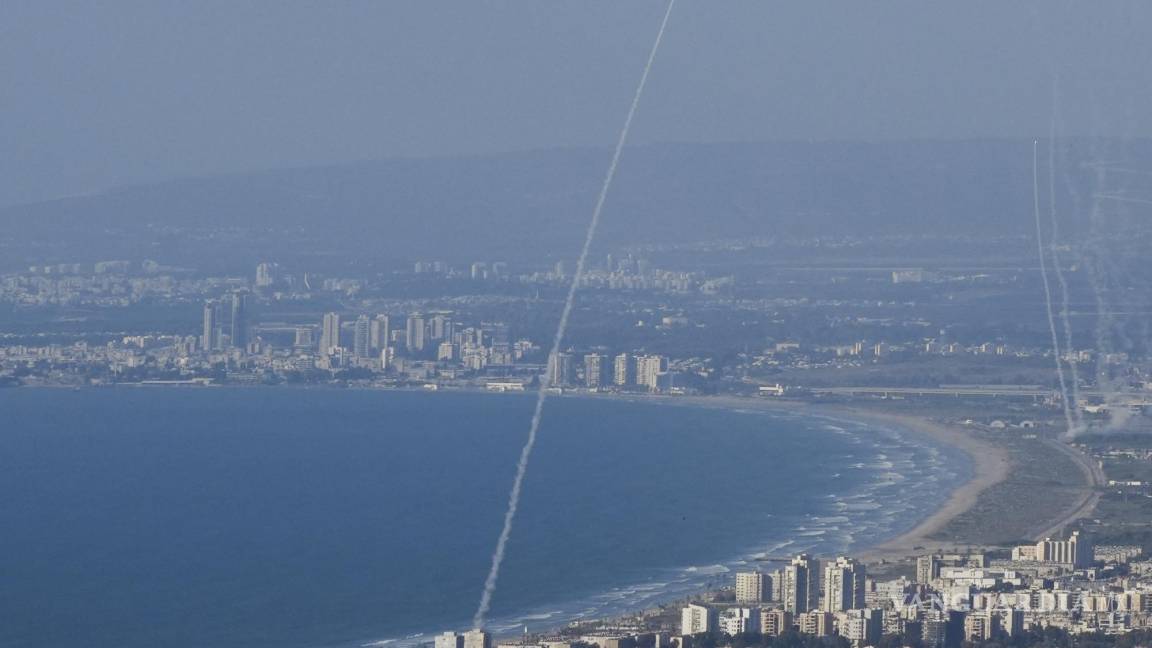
[681,603,715,635]
[823,556,866,612]
[436,633,464,648]
[735,571,771,604]
[717,607,760,635]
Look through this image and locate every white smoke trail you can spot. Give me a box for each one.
[1033,140,1077,434]
[472,0,677,629]
[1046,96,1085,435]
[1092,192,1152,206]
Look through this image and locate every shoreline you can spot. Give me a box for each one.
[584,394,1013,562]
[17,384,1019,560]
[14,385,1085,647]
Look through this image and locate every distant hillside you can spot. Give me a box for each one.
[1,139,1137,271]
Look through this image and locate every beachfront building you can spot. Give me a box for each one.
[735,571,771,604]
[823,556,867,612]
[779,554,821,613]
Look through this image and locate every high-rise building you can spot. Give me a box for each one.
[435,633,463,648]
[430,314,453,341]
[584,353,605,389]
[370,315,390,352]
[255,262,276,288]
[461,630,490,648]
[201,300,220,351]
[916,555,943,584]
[438,341,456,361]
[613,353,633,386]
[406,313,426,353]
[230,292,249,350]
[823,556,867,612]
[920,611,949,648]
[680,603,715,635]
[735,571,771,604]
[321,312,341,354]
[353,315,371,359]
[780,554,821,613]
[635,354,667,392]
[548,352,574,387]
[1034,531,1093,568]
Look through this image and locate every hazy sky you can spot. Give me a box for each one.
[2,1,1151,206]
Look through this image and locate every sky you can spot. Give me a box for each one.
[2,1,1151,207]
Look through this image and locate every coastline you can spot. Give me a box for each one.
[567,393,1013,561]
[22,383,1019,560]
[11,385,1090,647]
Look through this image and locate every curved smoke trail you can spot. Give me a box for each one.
[472,0,677,629]
[1033,140,1077,434]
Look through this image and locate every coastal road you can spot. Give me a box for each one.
[1029,438,1105,541]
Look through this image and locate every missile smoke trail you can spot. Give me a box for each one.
[1033,140,1077,434]
[1092,193,1152,206]
[472,0,676,629]
[1046,106,1084,434]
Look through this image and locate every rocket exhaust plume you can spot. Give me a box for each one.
[472,0,677,630]
[1046,91,1085,435]
[1033,140,1078,436]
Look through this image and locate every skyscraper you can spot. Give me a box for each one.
[548,352,574,387]
[584,353,605,388]
[823,556,866,612]
[201,300,219,351]
[370,314,390,352]
[230,291,249,350]
[636,354,667,392]
[613,352,633,386]
[321,312,341,354]
[430,314,453,341]
[353,314,371,359]
[406,313,426,353]
[735,571,771,604]
[780,554,821,613]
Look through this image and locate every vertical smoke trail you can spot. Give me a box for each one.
[1046,96,1085,434]
[472,0,677,629]
[1033,140,1077,434]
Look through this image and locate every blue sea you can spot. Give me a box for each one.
[0,388,968,648]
